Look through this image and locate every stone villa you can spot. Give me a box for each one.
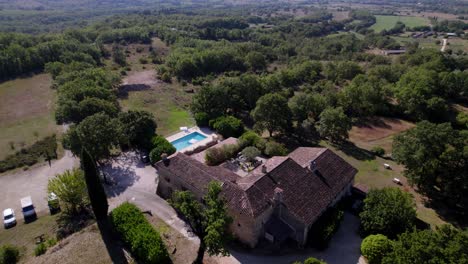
[155,138,357,248]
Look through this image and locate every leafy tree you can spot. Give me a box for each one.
[118,110,157,149]
[392,121,468,211]
[317,107,351,142]
[81,149,108,221]
[394,68,446,120]
[63,113,120,161]
[205,144,240,166]
[456,112,468,128]
[210,116,244,138]
[191,85,230,120]
[77,97,120,122]
[170,181,232,263]
[241,146,260,162]
[251,93,292,137]
[382,225,468,264]
[238,131,266,150]
[339,75,390,117]
[264,141,287,156]
[47,168,88,215]
[360,188,416,238]
[303,257,327,264]
[194,112,210,127]
[0,244,20,264]
[245,51,266,71]
[361,234,393,264]
[149,136,176,163]
[112,44,126,66]
[289,92,327,123]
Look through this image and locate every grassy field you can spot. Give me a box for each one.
[0,214,58,263]
[319,117,447,228]
[117,38,195,136]
[371,15,429,32]
[0,74,59,160]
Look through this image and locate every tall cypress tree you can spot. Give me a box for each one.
[81,149,108,220]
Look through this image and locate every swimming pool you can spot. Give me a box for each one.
[170,132,208,151]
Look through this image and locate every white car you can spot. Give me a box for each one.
[3,208,16,228]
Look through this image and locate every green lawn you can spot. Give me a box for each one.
[0,74,59,160]
[319,139,447,228]
[0,214,58,262]
[119,81,194,136]
[371,15,429,32]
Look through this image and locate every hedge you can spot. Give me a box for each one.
[111,202,170,264]
[0,135,57,173]
[205,144,240,166]
[0,244,20,264]
[149,136,176,163]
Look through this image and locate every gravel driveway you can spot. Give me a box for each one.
[0,151,78,220]
[102,152,199,242]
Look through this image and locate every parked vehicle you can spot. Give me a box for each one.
[3,208,16,228]
[20,196,37,222]
[47,192,60,215]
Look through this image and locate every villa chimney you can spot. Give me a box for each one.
[161,153,169,165]
[273,187,283,203]
[309,160,317,171]
[261,165,267,173]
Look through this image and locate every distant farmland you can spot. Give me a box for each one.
[371,15,429,32]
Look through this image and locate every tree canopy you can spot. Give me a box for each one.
[360,188,416,238]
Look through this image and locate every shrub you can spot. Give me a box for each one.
[160,72,171,83]
[210,116,244,138]
[149,136,176,163]
[361,234,393,264]
[371,146,385,157]
[238,131,265,150]
[241,146,260,162]
[194,112,210,127]
[34,243,47,256]
[0,244,20,264]
[360,188,416,238]
[111,202,170,264]
[264,141,287,156]
[304,257,327,264]
[0,135,57,173]
[139,57,148,64]
[205,144,240,166]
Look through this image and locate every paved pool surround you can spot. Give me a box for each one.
[166,127,215,153]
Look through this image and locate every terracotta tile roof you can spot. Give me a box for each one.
[155,152,239,196]
[288,147,327,168]
[156,147,357,226]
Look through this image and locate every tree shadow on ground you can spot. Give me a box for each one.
[118,84,151,99]
[333,141,375,161]
[423,196,468,229]
[97,218,129,264]
[102,165,140,197]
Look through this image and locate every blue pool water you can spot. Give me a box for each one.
[170,132,207,151]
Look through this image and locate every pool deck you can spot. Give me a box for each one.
[166,126,216,153]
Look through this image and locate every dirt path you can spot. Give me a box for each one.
[441,38,448,52]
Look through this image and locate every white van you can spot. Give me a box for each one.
[20,196,37,222]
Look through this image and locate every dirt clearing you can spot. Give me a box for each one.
[349,117,415,153]
[0,74,59,159]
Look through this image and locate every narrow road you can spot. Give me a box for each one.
[103,152,199,242]
[0,151,78,218]
[441,38,448,52]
